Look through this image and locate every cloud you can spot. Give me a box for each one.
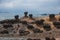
[0,2,14,8]
[0,0,59,8]
[0,0,60,13]
[0,0,16,8]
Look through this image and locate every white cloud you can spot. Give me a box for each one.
[0,0,59,14]
[0,3,14,8]
[0,0,58,8]
[0,0,16,8]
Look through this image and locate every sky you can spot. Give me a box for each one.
[0,0,60,20]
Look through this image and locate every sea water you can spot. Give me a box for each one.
[0,12,58,21]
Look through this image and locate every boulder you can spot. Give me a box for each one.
[43,24,51,31]
[27,25,34,30]
[3,24,13,29]
[33,28,43,33]
[0,30,9,34]
[53,21,60,29]
[19,30,30,36]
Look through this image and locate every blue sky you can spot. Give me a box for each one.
[0,0,60,20]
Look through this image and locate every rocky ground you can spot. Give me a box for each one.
[0,14,60,40]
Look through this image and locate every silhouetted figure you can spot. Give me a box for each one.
[49,14,56,21]
[24,12,28,17]
[14,15,19,20]
[49,14,55,19]
[29,14,33,19]
[45,37,50,40]
[14,15,20,23]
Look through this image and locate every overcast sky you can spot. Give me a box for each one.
[0,0,60,20]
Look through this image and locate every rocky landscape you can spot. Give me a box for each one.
[0,12,60,40]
